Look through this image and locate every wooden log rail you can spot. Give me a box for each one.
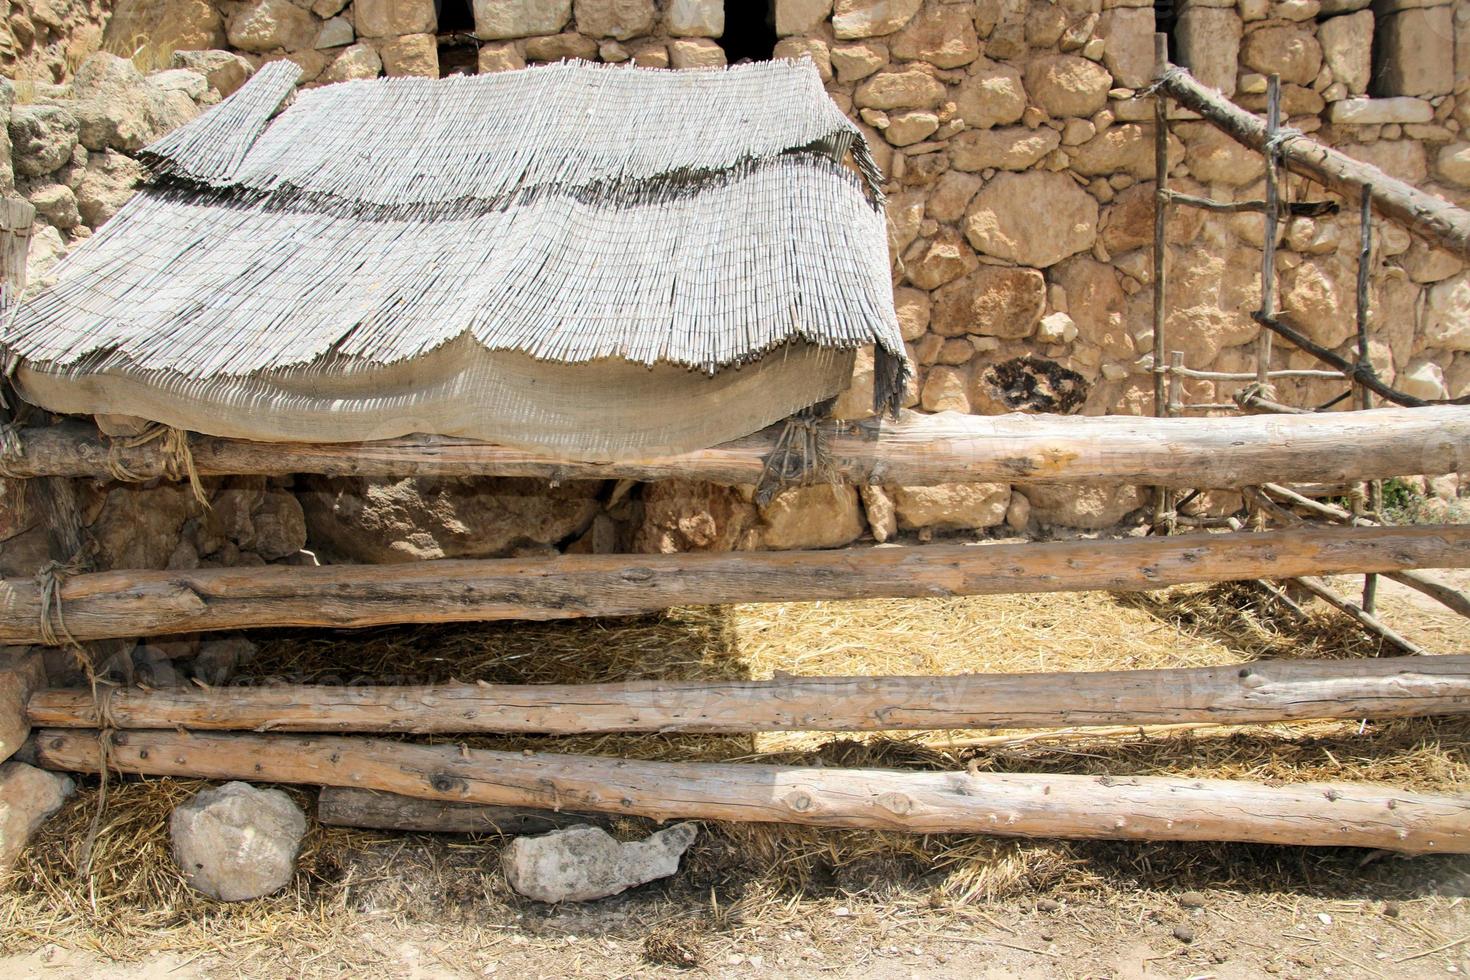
[6,406,1470,487]
[33,729,1470,852]
[28,655,1470,734]
[2,525,1466,645]
[1155,62,1470,261]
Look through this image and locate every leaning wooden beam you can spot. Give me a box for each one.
[33,730,1470,852]
[28,655,1470,734]
[1154,62,1470,261]
[2,526,1466,645]
[1384,571,1470,620]
[1293,577,1430,656]
[6,405,1470,486]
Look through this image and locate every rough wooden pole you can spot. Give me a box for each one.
[317,787,605,835]
[1155,63,1470,261]
[32,730,1470,852]
[1293,576,1430,656]
[2,525,1466,645]
[1384,571,1470,620]
[7,406,1470,487]
[28,655,1470,734]
[1257,73,1282,392]
[1151,33,1171,531]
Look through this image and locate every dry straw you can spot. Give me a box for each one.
[3,585,1465,973]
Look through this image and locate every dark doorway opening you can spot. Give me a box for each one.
[1154,0,1177,61]
[720,0,777,63]
[436,0,475,33]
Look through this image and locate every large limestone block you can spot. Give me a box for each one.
[833,0,922,39]
[1162,247,1261,363]
[920,365,971,412]
[75,148,143,226]
[854,69,945,109]
[27,184,80,230]
[1241,24,1322,85]
[759,485,866,550]
[888,4,980,68]
[1398,358,1448,400]
[172,49,255,97]
[502,824,697,903]
[321,42,383,82]
[666,0,723,36]
[354,0,435,37]
[926,170,982,222]
[964,170,1099,268]
[831,41,887,82]
[953,60,1027,128]
[170,782,305,902]
[1373,7,1454,97]
[1023,485,1146,529]
[1175,6,1242,95]
[104,0,226,57]
[1281,256,1355,349]
[299,476,601,562]
[931,265,1046,338]
[1052,255,1133,358]
[1024,54,1112,118]
[1097,6,1155,89]
[668,37,726,67]
[474,0,572,39]
[0,762,73,873]
[777,0,832,35]
[1437,143,1470,187]
[635,479,759,553]
[1339,139,1428,183]
[1181,123,1265,185]
[894,286,931,340]
[10,104,78,177]
[1319,9,1373,95]
[575,0,656,39]
[380,32,438,76]
[890,483,1011,530]
[1067,122,1180,180]
[1327,96,1434,124]
[71,52,154,152]
[1427,274,1470,351]
[904,228,978,289]
[227,0,317,52]
[948,125,1060,171]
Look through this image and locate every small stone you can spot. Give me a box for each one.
[525,32,598,62]
[890,483,1010,531]
[0,762,74,873]
[315,16,354,49]
[1025,54,1111,118]
[1036,898,1061,912]
[1328,98,1434,125]
[380,33,438,76]
[831,42,887,83]
[477,42,525,73]
[1178,891,1207,909]
[855,70,946,110]
[1383,901,1401,917]
[171,50,254,97]
[1173,924,1196,944]
[171,782,306,902]
[668,37,726,69]
[502,823,697,903]
[884,109,939,146]
[27,184,80,230]
[320,43,382,82]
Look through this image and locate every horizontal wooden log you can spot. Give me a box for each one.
[1156,63,1470,261]
[7,405,1470,486]
[33,729,1470,852]
[316,786,605,835]
[28,655,1470,734]
[2,525,1466,645]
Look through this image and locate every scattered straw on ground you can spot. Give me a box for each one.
[2,582,1467,973]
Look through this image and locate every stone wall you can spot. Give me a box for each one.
[3,0,1469,565]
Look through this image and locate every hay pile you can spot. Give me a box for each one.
[2,582,1467,970]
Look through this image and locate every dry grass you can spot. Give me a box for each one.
[1,582,1466,972]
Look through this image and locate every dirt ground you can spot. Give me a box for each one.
[1,570,1468,979]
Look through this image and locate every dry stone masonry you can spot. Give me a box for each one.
[1,0,1467,562]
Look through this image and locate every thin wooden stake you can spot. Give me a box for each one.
[1292,577,1430,656]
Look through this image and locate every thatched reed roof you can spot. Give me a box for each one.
[3,58,907,453]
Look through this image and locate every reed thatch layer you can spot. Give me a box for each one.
[4,58,907,445]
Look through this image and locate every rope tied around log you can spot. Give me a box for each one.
[1140,66,1189,98]
[756,409,838,506]
[34,557,87,651]
[105,423,209,508]
[0,421,25,479]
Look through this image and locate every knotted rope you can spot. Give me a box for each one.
[105,423,209,507]
[756,409,838,506]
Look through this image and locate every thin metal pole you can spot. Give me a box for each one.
[1256,74,1282,391]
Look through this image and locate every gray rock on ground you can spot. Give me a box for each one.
[501,822,698,903]
[0,761,75,872]
[170,781,306,901]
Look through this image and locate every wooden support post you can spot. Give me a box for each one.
[1,526,1465,645]
[6,406,1470,488]
[1384,571,1470,620]
[1257,74,1282,393]
[32,730,1470,852]
[1152,33,1171,531]
[1292,577,1431,656]
[28,655,1470,734]
[317,787,606,835]
[1155,63,1470,262]
[1355,187,1381,614]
